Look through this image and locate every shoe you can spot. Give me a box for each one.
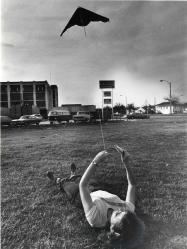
[56,178,66,192]
[70,163,76,174]
[46,171,55,181]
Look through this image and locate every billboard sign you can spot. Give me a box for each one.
[99,80,115,89]
[104,99,112,104]
[104,91,111,97]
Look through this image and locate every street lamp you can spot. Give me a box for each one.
[160,79,172,115]
[120,95,124,105]
[120,95,128,114]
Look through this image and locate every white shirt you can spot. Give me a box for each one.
[85,190,135,228]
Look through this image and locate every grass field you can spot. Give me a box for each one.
[1,115,187,249]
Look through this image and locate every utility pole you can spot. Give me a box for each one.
[125,96,128,114]
[145,99,148,116]
[160,80,172,115]
[154,97,156,113]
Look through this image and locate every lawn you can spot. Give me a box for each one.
[1,115,187,249]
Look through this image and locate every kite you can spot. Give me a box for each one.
[60,7,109,36]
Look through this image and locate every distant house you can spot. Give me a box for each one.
[155,101,186,114]
[183,103,187,113]
[135,107,145,114]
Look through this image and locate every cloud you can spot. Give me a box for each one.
[1,43,15,48]
[1,1,186,106]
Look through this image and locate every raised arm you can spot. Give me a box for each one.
[123,156,136,205]
[79,151,108,213]
[114,145,136,205]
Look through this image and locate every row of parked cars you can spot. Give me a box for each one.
[1,111,93,127]
[127,113,150,119]
[48,110,93,124]
[1,114,43,127]
[1,110,150,127]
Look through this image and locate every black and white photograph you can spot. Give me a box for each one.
[1,1,187,248]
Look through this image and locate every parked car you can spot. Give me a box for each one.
[30,114,43,121]
[48,110,72,124]
[11,115,41,126]
[1,116,12,126]
[127,113,150,119]
[73,111,91,123]
[121,114,127,119]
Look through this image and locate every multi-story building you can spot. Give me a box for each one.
[0,81,58,118]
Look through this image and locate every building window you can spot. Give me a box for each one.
[1,93,8,101]
[36,92,45,100]
[10,93,21,101]
[1,85,8,107]
[23,92,33,101]
[36,100,46,107]
[104,99,111,104]
[10,85,20,92]
[52,89,56,107]
[0,102,8,107]
[11,101,21,106]
[23,101,33,106]
[23,85,33,92]
[104,91,111,97]
[1,85,7,93]
[36,84,45,92]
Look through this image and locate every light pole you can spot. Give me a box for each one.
[160,79,172,115]
[145,99,148,115]
[120,95,128,114]
[125,96,128,114]
[120,95,124,105]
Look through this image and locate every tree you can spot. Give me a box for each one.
[164,95,180,104]
[103,106,112,120]
[113,103,126,114]
[142,104,156,114]
[127,103,136,113]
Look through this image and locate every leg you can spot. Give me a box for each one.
[46,163,99,203]
[62,181,80,203]
[46,162,80,184]
[70,163,76,178]
[46,172,81,202]
[46,171,57,183]
[46,163,82,203]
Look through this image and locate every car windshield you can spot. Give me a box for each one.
[79,112,89,114]
[20,116,29,119]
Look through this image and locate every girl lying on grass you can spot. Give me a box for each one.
[47,145,145,248]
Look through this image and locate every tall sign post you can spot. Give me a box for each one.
[99,80,115,120]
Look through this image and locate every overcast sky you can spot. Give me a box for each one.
[1,1,187,107]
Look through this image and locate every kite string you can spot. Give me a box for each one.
[98,111,106,150]
[99,118,106,150]
[98,113,119,173]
